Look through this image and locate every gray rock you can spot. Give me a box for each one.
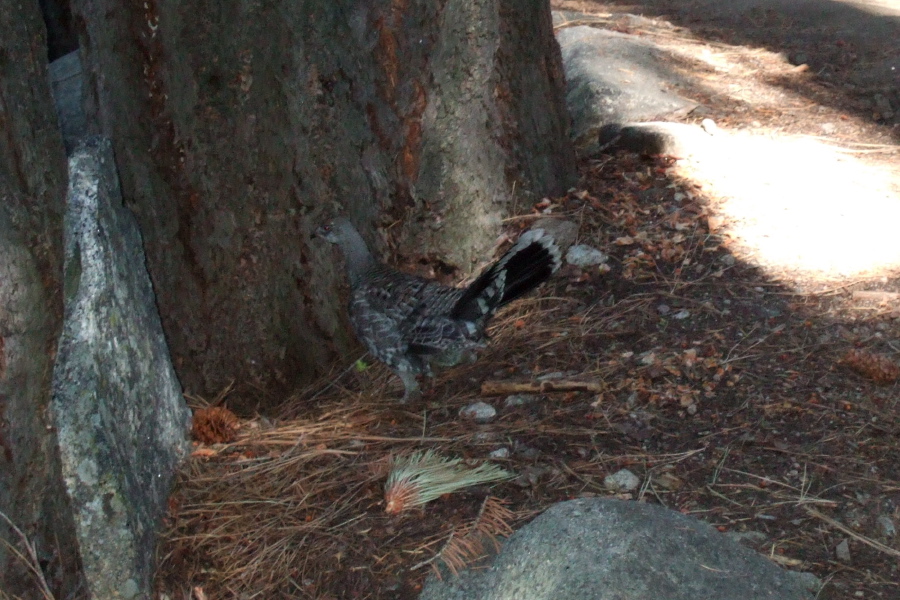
[51,137,191,599]
[790,52,809,66]
[0,5,84,594]
[604,468,641,492]
[835,539,851,563]
[876,515,896,538]
[489,448,510,459]
[566,244,609,267]
[460,401,497,423]
[48,51,88,154]
[556,25,697,152]
[503,394,538,408]
[420,499,820,600]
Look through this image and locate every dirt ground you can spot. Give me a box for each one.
[156,3,900,599]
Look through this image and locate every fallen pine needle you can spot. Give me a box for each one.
[384,450,513,514]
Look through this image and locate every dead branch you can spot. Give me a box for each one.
[480,379,604,396]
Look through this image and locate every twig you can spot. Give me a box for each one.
[480,379,604,396]
[805,507,900,559]
[851,290,900,302]
[0,510,55,600]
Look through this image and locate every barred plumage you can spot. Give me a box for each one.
[316,217,563,401]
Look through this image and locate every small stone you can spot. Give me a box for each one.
[653,472,683,490]
[820,122,836,134]
[460,402,496,423]
[119,579,139,599]
[515,445,541,460]
[657,304,671,315]
[700,118,718,135]
[566,244,609,267]
[720,254,736,266]
[673,309,691,320]
[604,468,641,492]
[727,530,768,546]
[835,538,851,563]
[489,447,510,459]
[504,394,537,408]
[876,515,896,538]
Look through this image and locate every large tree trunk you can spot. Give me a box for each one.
[74,0,575,410]
[0,1,85,597]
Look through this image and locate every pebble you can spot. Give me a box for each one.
[489,447,510,459]
[876,515,896,538]
[604,468,641,492]
[566,244,609,267]
[835,539,851,563]
[700,118,718,135]
[727,530,768,546]
[504,394,537,408]
[460,402,496,423]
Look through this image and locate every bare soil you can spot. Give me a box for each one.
[156,3,900,599]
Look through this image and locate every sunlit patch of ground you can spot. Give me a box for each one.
[552,0,900,285]
[675,131,900,282]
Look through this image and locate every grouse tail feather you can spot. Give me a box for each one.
[449,228,562,323]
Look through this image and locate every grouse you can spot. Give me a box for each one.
[317,217,564,401]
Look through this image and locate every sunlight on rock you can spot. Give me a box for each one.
[677,131,900,281]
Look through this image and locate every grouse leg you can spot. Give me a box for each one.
[398,370,422,403]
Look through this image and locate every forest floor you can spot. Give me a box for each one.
[156,3,900,599]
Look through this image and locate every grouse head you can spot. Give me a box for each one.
[315,217,375,283]
[315,217,357,245]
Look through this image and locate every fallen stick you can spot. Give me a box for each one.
[852,290,900,302]
[805,507,900,559]
[480,379,604,396]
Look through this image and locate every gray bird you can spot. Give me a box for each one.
[316,217,564,401]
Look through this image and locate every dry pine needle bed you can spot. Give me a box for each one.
[158,153,900,599]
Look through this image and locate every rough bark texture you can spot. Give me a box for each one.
[0,1,85,597]
[52,137,191,599]
[73,0,575,410]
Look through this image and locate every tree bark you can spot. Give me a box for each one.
[73,0,575,410]
[0,1,85,597]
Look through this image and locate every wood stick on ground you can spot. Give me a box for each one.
[851,290,900,302]
[805,507,900,559]
[480,379,604,396]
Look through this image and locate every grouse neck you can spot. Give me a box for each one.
[341,227,376,286]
